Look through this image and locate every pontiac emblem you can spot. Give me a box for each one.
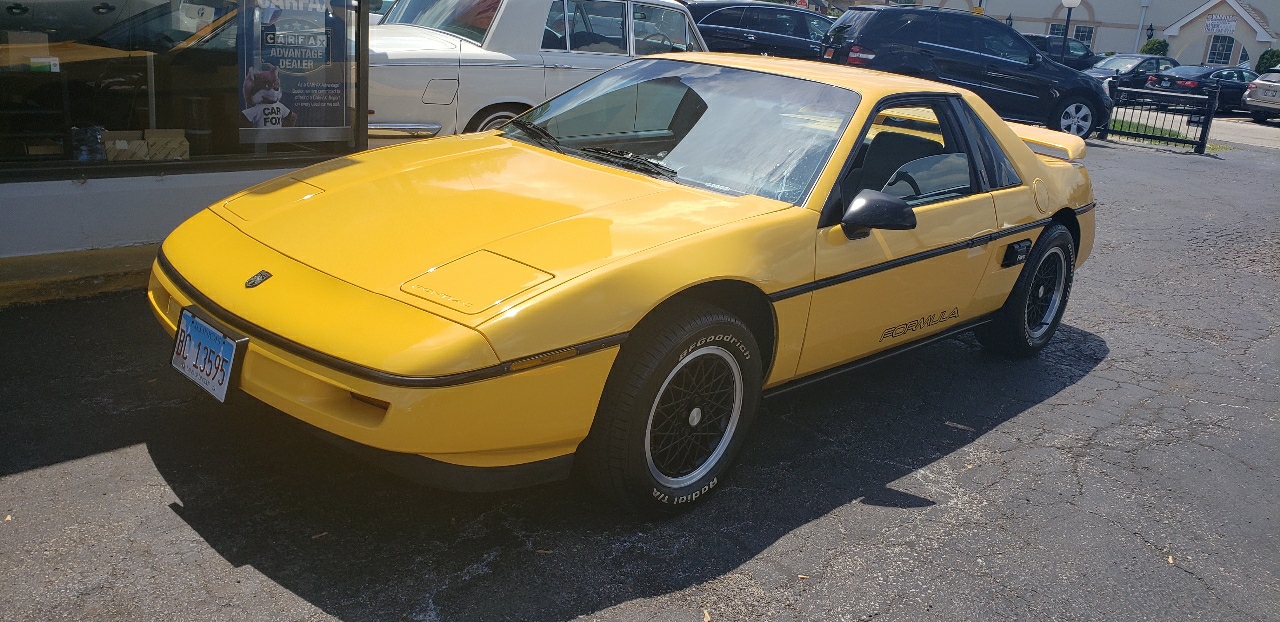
[245,270,273,288]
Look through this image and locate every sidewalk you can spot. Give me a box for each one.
[1209,113,1280,150]
[0,244,157,308]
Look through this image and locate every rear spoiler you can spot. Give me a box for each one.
[1007,122,1087,162]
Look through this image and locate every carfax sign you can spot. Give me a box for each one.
[238,0,351,143]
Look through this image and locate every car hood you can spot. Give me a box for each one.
[369,23,462,61]
[212,134,789,325]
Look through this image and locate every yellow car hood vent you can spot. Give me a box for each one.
[401,251,553,315]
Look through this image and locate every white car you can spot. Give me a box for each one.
[368,0,707,140]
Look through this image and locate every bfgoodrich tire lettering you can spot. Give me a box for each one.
[577,301,762,515]
[977,222,1076,358]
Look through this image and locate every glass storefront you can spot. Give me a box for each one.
[0,0,363,172]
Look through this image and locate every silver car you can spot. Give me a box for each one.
[1243,71,1280,122]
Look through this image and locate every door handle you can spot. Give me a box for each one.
[551,64,572,69]
[91,2,116,14]
[744,34,755,40]
[6,2,29,14]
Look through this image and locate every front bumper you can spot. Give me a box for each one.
[149,258,621,487]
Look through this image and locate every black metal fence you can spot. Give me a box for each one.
[1097,85,1220,154]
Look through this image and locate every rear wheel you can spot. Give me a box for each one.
[577,302,762,515]
[976,223,1076,358]
[464,104,528,133]
[1051,96,1098,137]
[1252,110,1275,123]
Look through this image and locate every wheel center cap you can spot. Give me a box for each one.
[688,407,702,427]
[1037,285,1046,298]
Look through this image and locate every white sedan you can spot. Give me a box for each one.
[368,0,706,140]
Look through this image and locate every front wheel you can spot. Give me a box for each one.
[1051,97,1098,137]
[577,302,762,515]
[976,223,1076,358]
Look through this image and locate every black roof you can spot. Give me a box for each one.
[685,0,834,20]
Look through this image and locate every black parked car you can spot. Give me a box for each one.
[1085,54,1178,90]
[820,6,1112,137]
[1022,33,1098,71]
[687,1,834,61]
[1146,65,1261,111]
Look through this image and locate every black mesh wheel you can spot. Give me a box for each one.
[576,301,762,515]
[976,222,1076,358]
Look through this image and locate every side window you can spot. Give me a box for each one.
[1158,59,1176,71]
[1137,59,1157,73]
[976,21,1032,64]
[700,7,744,27]
[744,8,801,38]
[543,0,567,50]
[1242,71,1259,82]
[1067,38,1089,57]
[937,16,976,52]
[633,5,694,55]
[876,12,936,44]
[566,0,626,54]
[805,15,829,41]
[839,101,976,207]
[958,102,1022,190]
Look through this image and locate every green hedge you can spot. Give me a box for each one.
[1140,38,1169,56]
[1258,49,1280,73]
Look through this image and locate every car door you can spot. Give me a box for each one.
[795,97,998,376]
[970,19,1052,121]
[695,6,756,54]
[1125,58,1158,88]
[541,0,630,99]
[740,6,798,56]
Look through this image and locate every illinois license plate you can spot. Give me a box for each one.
[823,48,833,59]
[1161,80,1170,87]
[171,308,246,402]
[1265,89,1278,97]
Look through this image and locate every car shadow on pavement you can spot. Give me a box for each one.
[0,293,1107,621]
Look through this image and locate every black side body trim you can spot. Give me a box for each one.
[306,422,574,492]
[156,250,627,388]
[763,313,994,399]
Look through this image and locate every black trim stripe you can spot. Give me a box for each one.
[768,204,1095,303]
[1075,202,1097,215]
[156,250,627,388]
[763,313,994,399]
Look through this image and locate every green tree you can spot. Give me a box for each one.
[1140,38,1169,56]
[1257,49,1280,73]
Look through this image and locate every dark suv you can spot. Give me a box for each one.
[820,6,1112,137]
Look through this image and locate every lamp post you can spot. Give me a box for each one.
[1060,0,1081,64]
[1006,13,1014,27]
[1147,24,1155,40]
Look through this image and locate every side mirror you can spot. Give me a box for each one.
[840,189,916,240]
[1028,53,1043,67]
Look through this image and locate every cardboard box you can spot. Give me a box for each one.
[25,140,63,156]
[144,129,189,161]
[102,131,148,161]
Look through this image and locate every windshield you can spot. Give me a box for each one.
[383,0,500,43]
[1166,65,1209,77]
[506,59,859,204]
[1092,56,1142,72]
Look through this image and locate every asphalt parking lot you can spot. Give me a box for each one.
[2,139,1277,621]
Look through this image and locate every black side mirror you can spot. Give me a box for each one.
[1028,53,1043,67]
[840,189,916,240]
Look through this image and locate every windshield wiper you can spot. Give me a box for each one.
[577,147,678,180]
[505,119,562,153]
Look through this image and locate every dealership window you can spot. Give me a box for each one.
[0,0,360,172]
[1072,25,1094,48]
[1048,23,1066,37]
[1207,35,1236,65]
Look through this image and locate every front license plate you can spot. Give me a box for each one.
[171,308,246,402]
[823,48,833,59]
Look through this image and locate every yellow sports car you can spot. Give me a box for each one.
[149,54,1095,514]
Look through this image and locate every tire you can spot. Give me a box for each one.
[1252,110,1274,123]
[464,104,528,133]
[976,223,1076,358]
[577,301,763,515]
[1051,96,1098,138]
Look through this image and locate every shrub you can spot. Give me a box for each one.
[1140,38,1169,56]
[1257,49,1280,73]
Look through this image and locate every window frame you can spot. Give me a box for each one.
[1206,34,1236,65]
[820,93,984,227]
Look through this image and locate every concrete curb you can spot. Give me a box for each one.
[0,244,158,308]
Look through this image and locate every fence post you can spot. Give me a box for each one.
[1097,79,1117,140]
[1196,86,1220,155]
